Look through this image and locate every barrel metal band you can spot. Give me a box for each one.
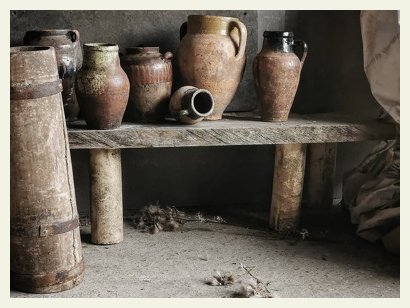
[11,260,84,292]
[11,216,79,237]
[10,79,63,100]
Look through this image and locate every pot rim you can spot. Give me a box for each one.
[84,43,119,52]
[25,29,76,36]
[187,15,239,22]
[10,46,54,54]
[191,89,214,117]
[125,47,160,54]
[263,31,294,38]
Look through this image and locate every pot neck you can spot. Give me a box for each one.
[262,32,294,53]
[83,44,119,68]
[187,15,239,36]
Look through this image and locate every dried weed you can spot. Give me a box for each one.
[133,203,226,234]
[207,271,235,286]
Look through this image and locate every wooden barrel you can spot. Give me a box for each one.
[10,46,84,293]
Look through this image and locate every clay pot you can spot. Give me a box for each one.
[177,15,247,120]
[75,43,130,130]
[253,31,307,122]
[23,29,83,121]
[169,86,214,124]
[122,47,173,123]
[10,46,84,293]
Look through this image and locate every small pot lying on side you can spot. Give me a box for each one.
[169,86,214,124]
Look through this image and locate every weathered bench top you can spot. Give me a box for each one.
[67,112,396,149]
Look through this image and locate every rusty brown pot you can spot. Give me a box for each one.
[75,43,130,130]
[169,86,214,124]
[177,15,247,120]
[253,31,307,122]
[10,46,84,293]
[24,29,82,121]
[122,47,172,123]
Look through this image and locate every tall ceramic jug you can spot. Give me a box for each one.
[177,15,247,120]
[24,29,83,121]
[253,31,307,122]
[75,43,130,130]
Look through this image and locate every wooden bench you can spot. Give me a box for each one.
[67,112,396,244]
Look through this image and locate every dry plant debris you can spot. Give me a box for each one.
[235,263,273,298]
[206,263,273,298]
[207,271,235,286]
[133,204,226,234]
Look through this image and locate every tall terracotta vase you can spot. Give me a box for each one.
[24,29,83,121]
[75,43,130,130]
[122,47,173,123]
[177,15,247,120]
[253,31,307,122]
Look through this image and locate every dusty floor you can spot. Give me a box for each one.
[10,206,400,298]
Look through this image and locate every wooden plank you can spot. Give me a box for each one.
[305,143,337,209]
[67,113,396,149]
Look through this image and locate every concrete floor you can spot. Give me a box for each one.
[10,206,400,298]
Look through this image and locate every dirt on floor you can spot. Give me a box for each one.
[10,206,400,298]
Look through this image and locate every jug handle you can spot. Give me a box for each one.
[293,40,308,69]
[179,109,189,116]
[179,21,188,41]
[230,20,247,60]
[67,30,80,43]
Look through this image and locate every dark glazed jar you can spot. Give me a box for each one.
[75,43,130,130]
[24,29,83,121]
[253,31,307,121]
[122,47,173,123]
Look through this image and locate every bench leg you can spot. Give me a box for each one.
[89,149,123,245]
[269,144,307,232]
[305,143,337,209]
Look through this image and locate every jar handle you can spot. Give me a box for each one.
[293,39,308,69]
[179,109,189,116]
[179,21,188,41]
[230,20,247,60]
[67,30,79,43]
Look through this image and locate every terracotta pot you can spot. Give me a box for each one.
[169,86,214,124]
[253,31,307,122]
[177,15,247,120]
[10,46,84,293]
[24,29,83,121]
[122,47,173,123]
[75,43,130,130]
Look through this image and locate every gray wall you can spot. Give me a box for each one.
[10,10,380,214]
